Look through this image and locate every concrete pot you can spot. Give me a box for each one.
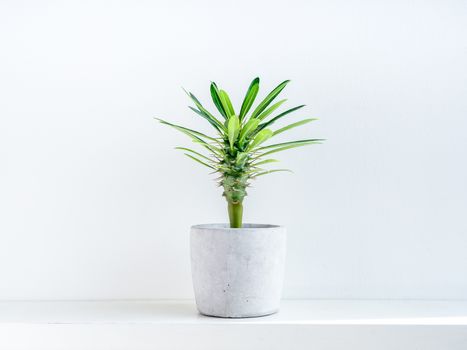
[190,223,287,318]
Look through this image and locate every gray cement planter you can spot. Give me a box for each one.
[190,223,287,318]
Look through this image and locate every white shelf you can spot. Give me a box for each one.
[1,300,466,349]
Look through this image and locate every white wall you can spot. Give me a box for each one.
[1,0,466,300]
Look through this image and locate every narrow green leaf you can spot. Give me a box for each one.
[191,139,223,156]
[258,139,325,150]
[239,77,260,120]
[184,89,225,132]
[175,147,215,163]
[158,120,224,155]
[256,105,305,132]
[236,152,248,166]
[218,90,236,117]
[273,118,317,136]
[210,82,227,119]
[156,118,219,142]
[248,128,273,150]
[250,80,290,119]
[255,140,322,158]
[252,169,293,177]
[187,107,224,133]
[159,119,223,158]
[252,159,279,166]
[184,153,216,170]
[245,167,266,174]
[238,118,260,145]
[256,99,287,121]
[227,115,240,150]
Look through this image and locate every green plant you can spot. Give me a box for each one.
[157,78,322,228]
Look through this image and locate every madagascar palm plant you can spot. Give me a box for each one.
[157,78,322,228]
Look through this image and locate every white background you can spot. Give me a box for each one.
[0,0,466,301]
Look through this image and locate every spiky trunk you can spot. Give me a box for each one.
[223,173,248,228]
[221,148,249,228]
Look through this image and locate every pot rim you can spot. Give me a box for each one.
[191,223,284,230]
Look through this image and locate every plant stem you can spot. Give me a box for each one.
[228,202,243,228]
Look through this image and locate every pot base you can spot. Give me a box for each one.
[198,309,279,319]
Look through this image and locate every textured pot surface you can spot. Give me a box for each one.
[190,223,287,318]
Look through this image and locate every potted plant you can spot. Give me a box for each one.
[157,78,322,318]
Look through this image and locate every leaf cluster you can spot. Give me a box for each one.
[157,77,322,203]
